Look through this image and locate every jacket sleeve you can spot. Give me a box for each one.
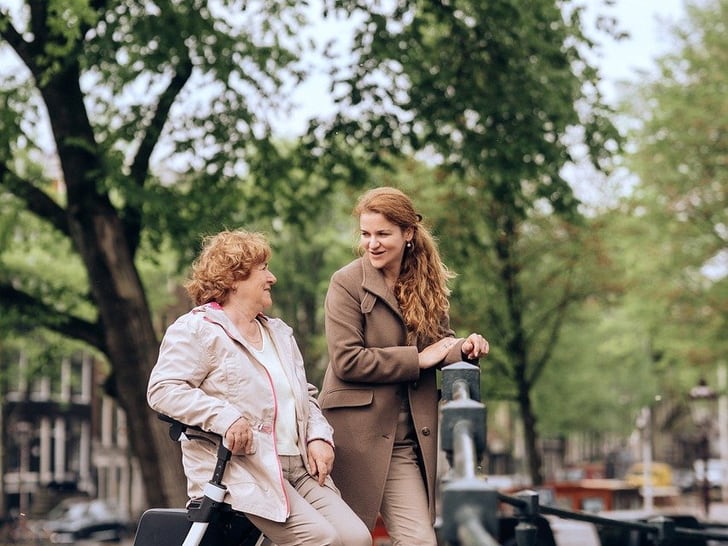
[147,316,242,438]
[304,381,335,446]
[324,271,421,384]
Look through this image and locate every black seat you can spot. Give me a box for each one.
[132,414,264,546]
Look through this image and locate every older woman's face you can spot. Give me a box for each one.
[233,261,277,311]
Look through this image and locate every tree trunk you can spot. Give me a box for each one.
[518,379,544,486]
[69,202,188,509]
[40,64,188,510]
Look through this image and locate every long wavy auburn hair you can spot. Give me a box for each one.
[354,187,455,346]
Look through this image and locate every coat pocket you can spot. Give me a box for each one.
[320,388,373,409]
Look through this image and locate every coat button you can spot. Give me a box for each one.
[421,427,431,436]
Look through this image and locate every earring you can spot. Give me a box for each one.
[406,241,412,249]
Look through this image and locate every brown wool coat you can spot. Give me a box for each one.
[318,257,468,530]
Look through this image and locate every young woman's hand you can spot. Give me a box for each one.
[418,333,490,368]
[418,337,459,369]
[461,333,489,360]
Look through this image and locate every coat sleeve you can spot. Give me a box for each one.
[147,316,242,438]
[440,315,472,366]
[304,381,335,446]
[324,271,421,384]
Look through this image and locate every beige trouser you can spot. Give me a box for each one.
[246,454,372,546]
[379,404,438,546]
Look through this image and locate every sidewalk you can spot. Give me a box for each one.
[704,502,728,524]
[670,493,728,524]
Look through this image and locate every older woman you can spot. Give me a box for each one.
[319,187,489,545]
[147,229,371,546]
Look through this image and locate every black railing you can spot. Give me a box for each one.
[436,362,728,546]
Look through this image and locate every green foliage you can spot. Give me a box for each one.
[621,0,728,378]
[39,0,98,85]
[0,0,340,337]
[318,0,621,218]
[6,0,698,491]
[536,302,659,435]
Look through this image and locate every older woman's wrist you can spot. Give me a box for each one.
[308,437,335,449]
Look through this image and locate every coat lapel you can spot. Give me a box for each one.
[360,257,403,320]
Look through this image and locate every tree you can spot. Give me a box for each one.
[622,0,728,378]
[253,185,359,384]
[532,0,728,464]
[316,0,622,485]
[0,0,330,509]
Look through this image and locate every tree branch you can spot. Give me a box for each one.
[0,10,36,69]
[527,280,579,385]
[125,53,194,253]
[0,165,69,236]
[132,56,194,184]
[0,283,105,353]
[0,163,70,237]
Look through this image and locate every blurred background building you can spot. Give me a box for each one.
[0,350,144,522]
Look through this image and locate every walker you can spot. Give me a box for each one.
[132,414,266,546]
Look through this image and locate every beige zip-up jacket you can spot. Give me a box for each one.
[147,302,336,522]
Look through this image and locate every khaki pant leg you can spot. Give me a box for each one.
[246,455,371,546]
[379,407,438,546]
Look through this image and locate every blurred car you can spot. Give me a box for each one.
[673,467,697,492]
[30,497,131,543]
[624,462,673,488]
[694,459,728,489]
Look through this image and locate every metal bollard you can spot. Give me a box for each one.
[438,360,498,545]
[648,516,675,545]
[442,362,481,402]
[455,505,501,546]
[515,522,537,546]
[515,490,540,518]
[441,400,486,472]
[439,478,500,544]
[514,490,540,546]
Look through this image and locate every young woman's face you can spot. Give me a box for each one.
[359,212,412,277]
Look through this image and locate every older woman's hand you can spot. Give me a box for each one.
[461,333,489,360]
[307,439,335,486]
[225,417,255,455]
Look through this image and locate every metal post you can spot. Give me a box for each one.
[453,420,478,480]
[690,378,717,520]
[439,362,500,545]
[700,432,711,518]
[16,421,32,517]
[718,364,728,503]
[636,406,654,512]
[455,505,501,546]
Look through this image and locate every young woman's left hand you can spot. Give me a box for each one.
[461,333,489,359]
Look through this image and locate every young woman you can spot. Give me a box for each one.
[319,187,489,545]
